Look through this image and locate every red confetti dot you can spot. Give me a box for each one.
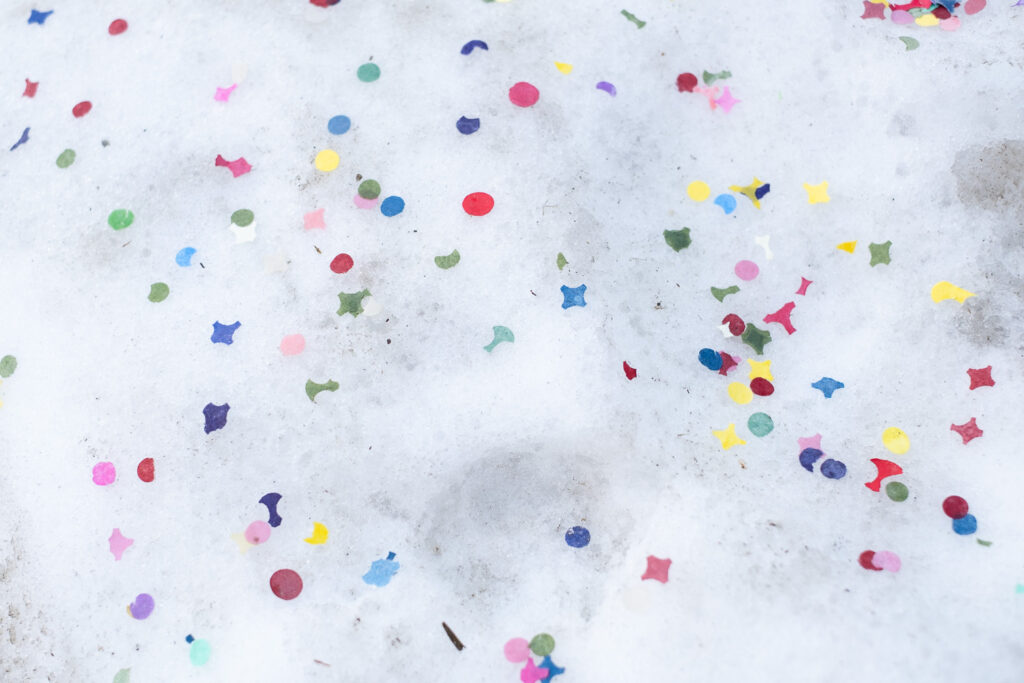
[270,569,303,600]
[676,73,698,92]
[722,313,745,336]
[462,192,494,216]
[108,19,128,35]
[330,253,354,274]
[72,101,92,118]
[750,377,774,396]
[942,495,969,519]
[858,551,882,571]
[623,361,637,380]
[508,82,539,107]
[136,458,155,483]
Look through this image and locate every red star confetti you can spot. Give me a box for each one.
[950,418,983,444]
[23,78,38,97]
[861,1,886,19]
[796,277,813,296]
[966,366,995,390]
[215,154,252,177]
[763,302,796,335]
[641,555,672,583]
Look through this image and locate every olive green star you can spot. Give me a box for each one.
[869,241,892,267]
[337,289,370,317]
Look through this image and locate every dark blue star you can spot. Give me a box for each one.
[811,377,844,398]
[28,9,53,24]
[540,656,565,682]
[210,321,241,345]
[560,284,587,309]
[10,127,29,151]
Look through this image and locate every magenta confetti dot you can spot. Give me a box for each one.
[129,593,155,620]
[245,521,272,545]
[734,260,760,281]
[92,461,116,486]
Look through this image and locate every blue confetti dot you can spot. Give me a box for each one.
[565,526,590,548]
[327,115,351,135]
[713,194,736,215]
[953,513,977,535]
[456,116,481,135]
[175,247,196,267]
[380,196,405,217]
[698,348,722,371]
[820,458,847,479]
[799,448,823,472]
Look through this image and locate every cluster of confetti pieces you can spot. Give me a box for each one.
[943,495,979,535]
[503,634,565,682]
[675,71,740,113]
[859,550,901,572]
[798,434,847,479]
[859,0,987,32]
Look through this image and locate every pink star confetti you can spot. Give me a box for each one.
[303,208,326,230]
[796,277,813,296]
[215,154,252,177]
[214,84,237,102]
[519,658,549,683]
[641,555,672,583]
[715,86,740,113]
[798,433,822,451]
[861,1,886,19]
[763,301,797,335]
[108,528,134,561]
[950,418,983,445]
[966,366,995,390]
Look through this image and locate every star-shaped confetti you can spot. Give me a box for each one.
[215,154,252,177]
[967,366,995,390]
[520,658,550,683]
[715,87,740,113]
[337,289,371,317]
[950,417,983,444]
[641,555,672,582]
[748,359,773,380]
[303,208,326,230]
[868,241,892,266]
[560,284,587,309]
[729,177,768,209]
[811,377,845,398]
[108,528,134,561]
[540,656,565,682]
[203,402,230,433]
[860,1,886,18]
[214,84,237,102]
[712,423,746,450]
[763,302,796,334]
[211,321,241,345]
[741,323,771,355]
[23,79,38,97]
[803,181,831,203]
[796,277,813,295]
[28,9,53,24]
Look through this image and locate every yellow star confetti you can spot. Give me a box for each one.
[931,281,975,304]
[836,241,857,253]
[728,177,766,209]
[554,62,573,74]
[803,181,830,204]
[712,423,746,450]
[747,359,773,380]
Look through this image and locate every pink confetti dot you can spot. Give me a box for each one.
[92,461,116,486]
[108,19,128,35]
[939,16,960,31]
[245,521,272,545]
[734,260,759,281]
[504,637,530,662]
[280,334,306,356]
[508,82,540,107]
[891,9,913,23]
[353,194,379,209]
[871,550,901,572]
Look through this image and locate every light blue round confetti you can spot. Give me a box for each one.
[175,247,197,267]
[713,194,737,215]
[952,513,977,535]
[380,195,405,217]
[328,115,351,135]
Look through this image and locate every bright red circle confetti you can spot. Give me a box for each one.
[462,192,494,216]
[269,569,303,600]
[858,550,881,571]
[508,82,539,107]
[676,73,698,92]
[750,378,774,396]
[72,101,92,118]
[942,495,969,519]
[330,253,354,274]
[108,19,128,35]
[136,457,155,483]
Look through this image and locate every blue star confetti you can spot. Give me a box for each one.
[811,377,845,398]
[540,656,565,682]
[560,284,587,309]
[28,9,53,24]
[210,321,241,345]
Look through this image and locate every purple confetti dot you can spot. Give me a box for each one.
[129,593,155,620]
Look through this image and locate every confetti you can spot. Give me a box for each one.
[560,284,587,309]
[456,116,481,134]
[260,493,283,527]
[898,36,920,51]
[303,208,326,230]
[508,82,540,107]
[214,84,236,102]
[460,40,489,54]
[380,195,405,216]
[330,253,354,274]
[595,81,617,96]
[711,285,740,302]
[129,593,155,620]
[931,281,975,304]
[136,458,155,482]
[0,356,18,378]
[554,62,573,74]
[215,154,252,177]
[811,376,844,398]
[9,127,29,151]
[188,637,212,666]
[23,79,38,97]
[730,178,770,208]
[463,192,495,216]
[434,250,461,269]
[148,282,170,302]
[210,321,241,345]
[967,366,995,390]
[663,228,692,251]
[796,277,813,295]
[868,241,892,266]
[741,324,771,355]
[881,427,910,454]
[950,417,983,444]
[28,10,53,25]
[280,334,306,355]
[357,63,381,82]
[328,115,351,134]
[556,252,568,270]
[734,260,759,281]
[202,403,230,433]
[713,194,737,214]
[244,521,271,545]
[623,361,637,380]
[504,638,530,662]
[269,569,303,600]
[56,149,75,168]
[803,181,830,204]
[885,481,909,502]
[621,9,646,28]
[108,529,133,560]
[305,379,340,402]
[687,181,711,201]
[747,412,774,437]
[314,150,339,172]
[676,73,698,92]
[865,458,903,491]
[712,423,745,450]
[175,247,196,266]
[108,209,135,230]
[565,526,590,547]
[363,551,400,586]
[484,326,514,352]
[108,19,128,35]
[641,555,671,582]
[836,241,857,254]
[337,289,371,317]
[304,522,329,544]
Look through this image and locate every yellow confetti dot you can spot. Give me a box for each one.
[836,241,857,254]
[747,359,773,381]
[915,13,939,26]
[803,181,830,204]
[931,281,975,304]
[554,62,573,74]
[687,180,711,202]
[712,424,746,450]
[314,149,339,172]
[728,382,753,404]
[882,427,910,455]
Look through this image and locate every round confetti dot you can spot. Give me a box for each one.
[269,569,303,600]
[734,260,759,281]
[503,638,530,662]
[129,593,155,620]
[327,115,351,135]
[358,179,381,200]
[92,461,116,486]
[231,209,254,227]
[137,457,155,482]
[722,313,745,336]
[565,526,590,548]
[108,19,128,35]
[952,514,977,535]
[56,149,75,168]
[965,0,986,14]
[380,195,405,217]
[462,192,494,216]
[728,381,753,405]
[676,72,698,92]
[750,377,774,396]
[357,63,381,82]
[939,16,960,31]
[353,194,379,209]
[245,521,272,545]
[330,253,354,274]
[858,550,881,571]
[189,639,211,666]
[280,334,306,356]
[508,81,540,107]
[714,193,737,214]
[698,348,722,371]
[0,355,18,378]
[72,101,92,118]
[148,282,170,303]
[881,427,910,455]
[942,495,969,519]
[891,9,913,24]
[529,633,556,657]
[885,481,908,502]
[687,181,711,202]
[820,459,847,479]
[108,209,135,230]
[456,116,480,135]
[747,412,774,437]
[314,149,339,172]
[872,551,901,572]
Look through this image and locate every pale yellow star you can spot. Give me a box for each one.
[803,181,830,204]
[748,359,773,381]
[712,423,746,450]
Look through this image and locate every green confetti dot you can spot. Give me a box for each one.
[434,249,461,269]
[663,228,691,252]
[113,669,131,683]
[56,149,76,168]
[231,209,254,227]
[189,639,212,666]
[529,633,555,657]
[148,282,170,303]
[358,179,381,199]
[0,355,17,378]
[108,209,134,230]
[556,252,568,270]
[747,412,774,437]
[357,63,381,82]
[885,481,909,502]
